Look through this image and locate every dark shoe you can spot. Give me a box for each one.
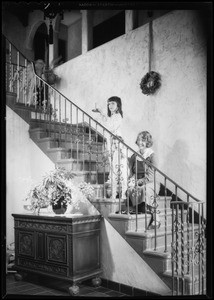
[115,210,128,214]
[147,221,161,230]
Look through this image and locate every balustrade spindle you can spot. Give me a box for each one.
[181,205,185,295]
[175,189,179,295]
[172,204,175,295]
[59,94,62,147]
[53,90,57,143]
[135,156,138,231]
[144,163,148,232]
[164,177,168,252]
[201,204,205,294]
[76,107,79,172]
[95,123,99,185]
[70,102,73,155]
[187,195,190,275]
[9,43,12,92]
[16,51,20,101]
[118,141,121,212]
[103,129,107,198]
[191,204,195,295]
[198,204,201,294]
[154,169,157,251]
[24,59,27,105]
[47,86,51,137]
[82,113,85,171]
[64,100,67,156]
[88,118,92,183]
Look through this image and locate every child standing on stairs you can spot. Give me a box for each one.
[92,96,128,200]
[127,130,161,229]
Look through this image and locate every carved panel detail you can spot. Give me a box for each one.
[19,232,34,256]
[47,236,66,263]
[18,258,67,275]
[18,221,67,232]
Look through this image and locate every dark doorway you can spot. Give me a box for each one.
[93,11,125,48]
[33,23,48,62]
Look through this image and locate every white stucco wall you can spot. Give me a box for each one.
[54,10,206,203]
[6,106,55,245]
[101,219,171,294]
[67,20,82,60]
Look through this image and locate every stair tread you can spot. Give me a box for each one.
[30,130,104,145]
[47,147,67,152]
[163,269,206,281]
[125,223,200,237]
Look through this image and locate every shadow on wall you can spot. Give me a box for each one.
[164,139,191,190]
[164,139,206,201]
[100,219,115,278]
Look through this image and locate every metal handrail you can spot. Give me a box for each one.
[31,63,202,203]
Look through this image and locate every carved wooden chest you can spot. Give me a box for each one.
[12,214,102,290]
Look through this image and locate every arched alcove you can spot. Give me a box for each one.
[33,23,48,61]
[25,21,48,57]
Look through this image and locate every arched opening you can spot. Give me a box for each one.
[33,23,48,62]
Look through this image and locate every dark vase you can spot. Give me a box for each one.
[52,198,67,214]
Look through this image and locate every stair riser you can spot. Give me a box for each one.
[126,228,200,254]
[92,202,121,218]
[143,255,171,274]
[30,121,103,139]
[108,219,131,237]
[40,131,102,143]
[128,212,188,230]
[62,151,105,162]
[55,163,108,184]
[52,141,104,152]
[45,148,105,163]
[161,274,206,295]
[47,150,68,161]
[144,253,206,275]
[56,161,110,172]
[30,122,86,134]
[30,129,104,152]
[29,130,44,142]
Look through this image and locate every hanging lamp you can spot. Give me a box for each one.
[43,2,64,45]
[140,11,161,96]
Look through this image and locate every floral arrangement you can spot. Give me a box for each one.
[140,71,161,95]
[24,167,95,214]
[78,182,95,200]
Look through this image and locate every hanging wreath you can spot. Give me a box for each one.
[140,71,161,96]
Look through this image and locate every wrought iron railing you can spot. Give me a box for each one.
[4,35,206,295]
[171,200,206,295]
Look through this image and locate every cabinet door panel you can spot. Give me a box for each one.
[18,231,34,258]
[47,235,67,264]
[73,233,100,274]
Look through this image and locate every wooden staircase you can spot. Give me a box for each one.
[6,91,206,296]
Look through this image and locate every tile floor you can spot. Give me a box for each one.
[5,272,129,297]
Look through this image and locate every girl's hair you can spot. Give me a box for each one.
[107,96,123,117]
[135,131,153,148]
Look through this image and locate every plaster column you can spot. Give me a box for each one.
[125,10,135,33]
[81,10,93,54]
[49,44,54,66]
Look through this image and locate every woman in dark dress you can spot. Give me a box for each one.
[127,131,161,229]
